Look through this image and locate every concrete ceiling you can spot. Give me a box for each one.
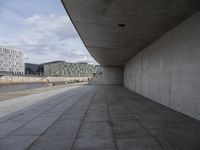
[62,0,200,67]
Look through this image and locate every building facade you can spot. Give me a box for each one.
[43,61,65,76]
[63,62,100,77]
[25,63,44,75]
[43,61,100,77]
[0,46,25,74]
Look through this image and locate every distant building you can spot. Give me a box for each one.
[64,62,100,77]
[25,63,44,75]
[43,61,100,77]
[43,61,65,76]
[0,45,25,74]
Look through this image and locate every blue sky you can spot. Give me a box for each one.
[0,0,97,64]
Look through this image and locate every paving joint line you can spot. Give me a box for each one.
[70,87,99,150]
[0,85,84,120]
[0,89,79,124]
[2,88,86,138]
[105,87,119,150]
[26,86,94,150]
[118,96,168,150]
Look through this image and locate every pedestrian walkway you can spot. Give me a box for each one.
[0,85,200,150]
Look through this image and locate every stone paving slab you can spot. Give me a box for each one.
[0,85,200,150]
[42,119,81,138]
[27,136,74,150]
[73,122,116,150]
[0,87,79,124]
[0,85,80,117]
[0,136,38,150]
[116,138,163,150]
[85,110,109,122]
[0,85,94,150]
[106,86,200,150]
[10,116,58,136]
[27,86,98,150]
[0,120,24,138]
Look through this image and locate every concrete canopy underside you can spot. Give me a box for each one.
[62,0,200,67]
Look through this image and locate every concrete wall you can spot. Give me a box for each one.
[91,67,123,85]
[0,76,46,84]
[47,77,88,83]
[124,12,200,120]
[0,75,88,84]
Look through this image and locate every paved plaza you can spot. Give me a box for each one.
[0,85,200,150]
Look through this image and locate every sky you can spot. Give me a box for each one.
[0,0,97,64]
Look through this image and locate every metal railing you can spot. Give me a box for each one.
[89,66,103,84]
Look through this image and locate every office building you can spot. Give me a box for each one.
[43,61,100,77]
[0,45,25,74]
[25,63,44,75]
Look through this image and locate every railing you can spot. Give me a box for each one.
[89,66,103,84]
[0,71,45,77]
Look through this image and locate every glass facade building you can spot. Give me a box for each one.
[25,63,44,75]
[43,61,100,77]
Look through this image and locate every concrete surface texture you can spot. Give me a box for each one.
[0,83,87,101]
[0,85,200,150]
[0,75,88,84]
[124,12,200,121]
[62,0,200,66]
[62,0,200,121]
[0,76,46,84]
[46,76,88,83]
[90,67,123,85]
[0,85,82,118]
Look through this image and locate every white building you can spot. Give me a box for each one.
[0,46,25,74]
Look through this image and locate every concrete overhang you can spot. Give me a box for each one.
[61,0,200,67]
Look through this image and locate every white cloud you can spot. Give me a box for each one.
[3,14,97,64]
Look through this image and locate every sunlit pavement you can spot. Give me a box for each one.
[0,83,88,101]
[0,85,200,150]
